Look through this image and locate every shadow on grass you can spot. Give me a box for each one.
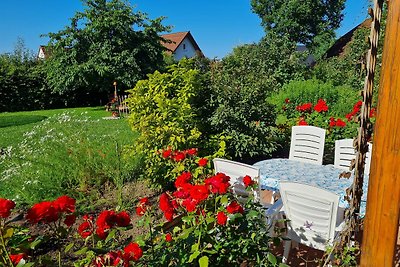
[0,115,47,128]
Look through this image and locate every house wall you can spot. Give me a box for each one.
[173,37,197,60]
[38,48,46,60]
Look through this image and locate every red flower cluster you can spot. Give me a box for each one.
[205,173,231,194]
[175,172,192,189]
[243,175,255,188]
[159,193,175,221]
[136,197,150,216]
[0,198,16,218]
[329,117,346,128]
[296,103,313,113]
[314,99,329,113]
[345,101,363,121]
[93,242,142,267]
[78,214,94,239]
[161,148,198,161]
[96,210,131,239]
[26,195,76,226]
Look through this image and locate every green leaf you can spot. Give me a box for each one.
[105,228,117,243]
[191,243,199,253]
[267,252,277,265]
[64,242,74,253]
[75,247,88,255]
[246,210,259,219]
[279,263,290,267]
[188,251,200,263]
[3,227,14,238]
[198,256,209,267]
[220,195,229,205]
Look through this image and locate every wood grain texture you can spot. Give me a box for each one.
[360,1,400,266]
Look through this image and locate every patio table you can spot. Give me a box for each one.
[253,158,369,216]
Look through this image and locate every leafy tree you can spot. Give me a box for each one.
[251,0,345,48]
[44,0,169,103]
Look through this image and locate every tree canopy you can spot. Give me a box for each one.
[251,0,345,47]
[44,0,169,100]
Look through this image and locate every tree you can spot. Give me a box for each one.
[251,0,345,47]
[44,0,169,104]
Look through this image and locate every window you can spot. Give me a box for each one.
[183,43,186,50]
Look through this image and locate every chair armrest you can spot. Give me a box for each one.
[264,198,283,218]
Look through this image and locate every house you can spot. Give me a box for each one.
[161,31,203,60]
[37,31,203,61]
[37,45,50,60]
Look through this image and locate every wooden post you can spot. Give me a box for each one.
[360,1,400,265]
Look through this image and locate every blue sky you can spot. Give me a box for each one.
[0,0,370,59]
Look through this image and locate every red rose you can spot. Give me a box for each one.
[189,185,209,203]
[104,251,123,266]
[226,201,244,214]
[198,158,208,167]
[139,197,149,205]
[205,173,231,194]
[26,201,59,224]
[115,211,130,227]
[9,253,26,266]
[329,117,336,127]
[185,148,198,156]
[64,214,76,227]
[165,233,173,242]
[296,103,313,112]
[159,193,175,221]
[123,242,143,262]
[243,175,255,187]
[182,198,198,212]
[335,118,346,127]
[216,211,228,226]
[53,195,76,214]
[162,149,172,159]
[0,198,15,218]
[298,118,308,126]
[173,151,185,162]
[314,99,328,113]
[174,172,192,189]
[78,220,93,238]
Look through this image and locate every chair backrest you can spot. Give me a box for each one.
[213,158,260,200]
[279,181,339,251]
[334,139,355,170]
[334,139,373,174]
[289,126,326,165]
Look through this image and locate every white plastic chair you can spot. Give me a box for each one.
[279,182,345,262]
[213,158,261,202]
[334,139,355,170]
[334,139,373,174]
[289,126,326,165]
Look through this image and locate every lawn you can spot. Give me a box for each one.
[0,107,141,207]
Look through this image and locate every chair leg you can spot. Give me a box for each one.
[282,240,291,263]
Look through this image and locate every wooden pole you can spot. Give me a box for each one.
[360,1,400,265]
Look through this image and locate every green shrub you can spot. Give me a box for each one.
[209,35,306,160]
[126,59,221,188]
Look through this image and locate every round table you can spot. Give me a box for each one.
[253,158,369,216]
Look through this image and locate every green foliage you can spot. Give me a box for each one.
[126,59,217,188]
[44,0,169,101]
[0,110,139,205]
[251,0,345,47]
[0,39,63,112]
[209,35,306,159]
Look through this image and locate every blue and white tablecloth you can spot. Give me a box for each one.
[253,158,369,216]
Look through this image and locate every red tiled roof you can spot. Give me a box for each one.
[161,31,202,55]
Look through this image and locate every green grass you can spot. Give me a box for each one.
[0,107,141,206]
